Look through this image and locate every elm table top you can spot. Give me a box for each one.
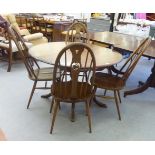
[29,42,122,69]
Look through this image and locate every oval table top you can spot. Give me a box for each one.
[29,42,122,68]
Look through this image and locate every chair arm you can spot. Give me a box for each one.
[23,33,43,41]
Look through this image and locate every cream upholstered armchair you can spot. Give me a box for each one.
[0,15,32,72]
[2,14,48,46]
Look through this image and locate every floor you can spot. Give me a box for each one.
[0,57,155,141]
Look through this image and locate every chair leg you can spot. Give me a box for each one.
[71,102,75,122]
[117,90,121,104]
[27,81,37,109]
[45,81,47,88]
[114,90,121,120]
[50,97,54,113]
[103,89,107,96]
[86,99,92,133]
[7,50,12,72]
[50,100,59,134]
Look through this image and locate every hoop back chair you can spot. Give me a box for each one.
[8,25,54,109]
[65,21,89,44]
[73,18,87,27]
[94,37,151,120]
[50,42,96,134]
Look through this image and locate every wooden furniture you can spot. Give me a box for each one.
[9,26,54,109]
[29,42,122,106]
[61,19,87,37]
[37,19,53,41]
[93,37,151,120]
[89,31,145,52]
[52,21,72,41]
[29,42,122,68]
[50,42,96,134]
[65,21,89,44]
[0,17,32,72]
[88,31,155,96]
[124,40,155,97]
[5,14,48,45]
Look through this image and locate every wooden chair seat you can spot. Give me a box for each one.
[94,72,125,90]
[52,81,92,101]
[29,67,54,81]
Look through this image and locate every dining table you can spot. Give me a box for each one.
[29,41,123,107]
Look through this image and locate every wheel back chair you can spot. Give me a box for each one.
[8,25,54,109]
[50,42,96,134]
[51,21,90,114]
[93,37,151,120]
[65,21,89,44]
[50,21,90,113]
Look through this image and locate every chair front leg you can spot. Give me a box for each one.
[86,99,92,133]
[114,90,121,120]
[50,100,59,134]
[27,80,37,109]
[71,102,75,122]
[7,49,12,72]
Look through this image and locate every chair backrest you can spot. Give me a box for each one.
[118,37,151,81]
[73,18,87,27]
[65,21,89,44]
[52,42,96,99]
[8,25,39,79]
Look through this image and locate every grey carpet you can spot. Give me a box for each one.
[0,57,155,140]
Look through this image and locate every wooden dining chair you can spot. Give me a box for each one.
[8,25,54,109]
[93,37,151,120]
[50,42,96,134]
[65,21,89,44]
[37,18,53,41]
[58,21,90,115]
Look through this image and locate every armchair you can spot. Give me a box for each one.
[2,14,48,46]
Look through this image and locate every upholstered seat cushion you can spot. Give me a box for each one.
[0,40,33,52]
[94,72,125,90]
[23,33,43,41]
